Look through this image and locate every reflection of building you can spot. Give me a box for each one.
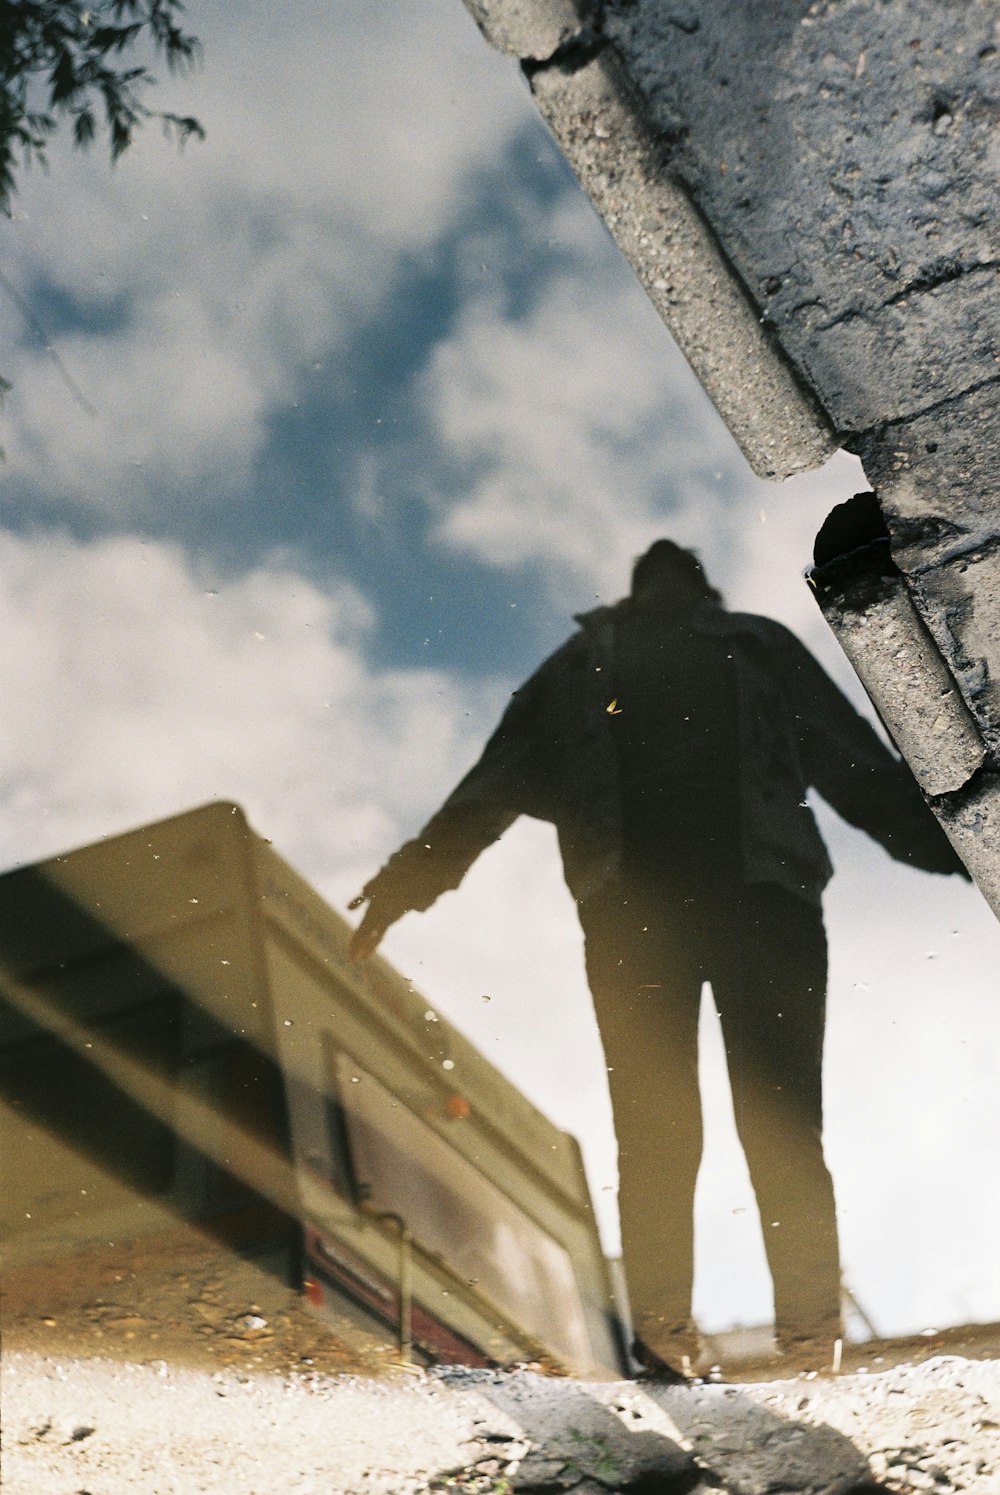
[0,802,623,1376]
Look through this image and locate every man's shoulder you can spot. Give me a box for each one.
[573,604,617,633]
[701,610,826,678]
[702,607,797,645]
[510,622,594,699]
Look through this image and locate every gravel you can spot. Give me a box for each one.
[3,1351,998,1495]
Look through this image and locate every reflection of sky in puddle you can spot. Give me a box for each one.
[1,0,998,1346]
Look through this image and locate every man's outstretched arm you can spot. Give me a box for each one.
[347,883,415,962]
[345,641,575,960]
[347,800,518,961]
[781,624,969,877]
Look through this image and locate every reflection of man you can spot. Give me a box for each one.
[349,540,965,1372]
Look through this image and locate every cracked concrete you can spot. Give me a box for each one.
[593,0,1000,448]
[524,47,836,479]
[809,544,985,799]
[465,0,1000,470]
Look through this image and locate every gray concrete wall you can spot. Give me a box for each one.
[460,0,1000,913]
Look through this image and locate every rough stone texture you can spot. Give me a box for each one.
[459,0,1000,912]
[528,50,837,479]
[936,768,1000,924]
[810,541,1000,915]
[463,0,597,62]
[598,0,1000,446]
[859,383,1000,551]
[593,0,1000,774]
[858,383,1000,753]
[810,555,984,799]
[904,547,1000,761]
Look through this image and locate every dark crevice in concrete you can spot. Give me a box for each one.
[812,491,889,569]
[788,297,829,319]
[931,759,1000,812]
[903,528,1000,577]
[521,11,608,79]
[815,304,869,333]
[801,260,1000,334]
[882,257,1000,306]
[851,371,1000,442]
[762,270,797,296]
[650,121,690,157]
[881,514,968,553]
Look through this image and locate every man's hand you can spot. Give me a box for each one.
[347,895,389,962]
[347,882,414,962]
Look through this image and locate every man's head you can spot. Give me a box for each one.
[630,539,722,607]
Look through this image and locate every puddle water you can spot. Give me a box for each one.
[2,0,998,1393]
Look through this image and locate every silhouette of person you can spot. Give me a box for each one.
[349,539,966,1372]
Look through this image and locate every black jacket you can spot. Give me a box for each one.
[364,600,961,913]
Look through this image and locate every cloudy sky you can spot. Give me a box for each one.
[2,0,998,1341]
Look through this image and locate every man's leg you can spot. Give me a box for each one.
[579,888,704,1357]
[711,886,842,1345]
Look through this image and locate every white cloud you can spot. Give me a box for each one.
[0,528,493,888]
[412,240,875,638]
[0,0,532,509]
[420,269,732,592]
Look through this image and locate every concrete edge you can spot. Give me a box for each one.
[460,0,837,479]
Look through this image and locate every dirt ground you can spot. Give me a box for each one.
[1,1221,398,1380]
[4,1226,1000,1495]
[4,1345,1000,1494]
[8,1216,999,1388]
[4,1207,1000,1495]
